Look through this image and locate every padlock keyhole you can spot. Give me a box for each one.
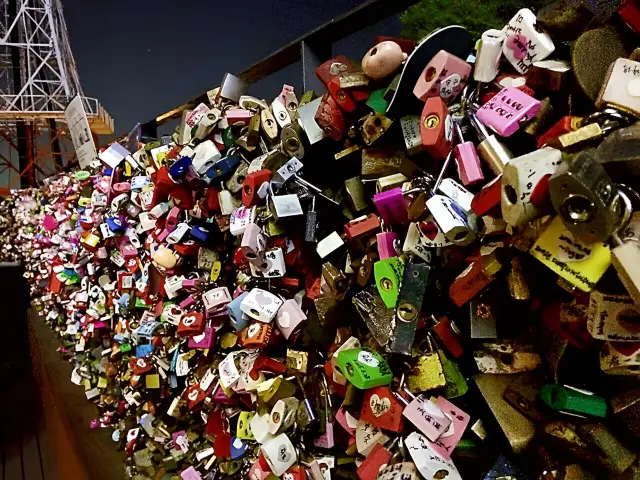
[433,470,449,480]
[505,185,517,205]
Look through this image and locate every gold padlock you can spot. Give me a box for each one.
[407,335,446,393]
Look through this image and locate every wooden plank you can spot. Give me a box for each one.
[21,388,44,480]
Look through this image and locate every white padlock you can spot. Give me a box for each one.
[202,287,232,313]
[249,248,287,278]
[426,194,476,246]
[474,29,506,82]
[241,223,268,266]
[438,178,474,214]
[597,58,640,118]
[191,140,222,175]
[261,433,297,477]
[501,8,555,74]
[501,146,562,228]
[240,288,283,323]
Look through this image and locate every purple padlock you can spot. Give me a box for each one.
[376,231,399,259]
[476,87,541,137]
[373,188,408,225]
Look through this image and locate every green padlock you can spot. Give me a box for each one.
[374,257,404,309]
[336,348,393,390]
[222,126,237,149]
[540,384,608,418]
[439,350,468,399]
[366,89,389,114]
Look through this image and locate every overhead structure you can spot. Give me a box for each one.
[0,0,113,190]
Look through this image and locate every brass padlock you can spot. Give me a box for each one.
[407,335,446,393]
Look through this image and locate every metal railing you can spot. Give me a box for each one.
[138,0,421,138]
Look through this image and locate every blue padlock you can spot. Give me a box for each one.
[230,436,248,460]
[136,344,154,357]
[106,216,126,234]
[169,156,192,179]
[206,155,241,180]
[227,291,249,331]
[190,225,210,243]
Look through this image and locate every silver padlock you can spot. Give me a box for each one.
[549,148,622,243]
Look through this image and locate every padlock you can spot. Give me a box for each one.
[249,247,287,278]
[597,58,640,118]
[502,8,555,74]
[538,115,583,149]
[474,29,506,83]
[355,420,390,456]
[315,94,346,141]
[413,49,471,103]
[335,348,392,389]
[420,96,453,160]
[374,256,404,308]
[431,315,463,358]
[202,287,232,313]
[452,121,483,186]
[474,342,542,374]
[304,196,318,243]
[241,223,267,266]
[344,176,368,213]
[389,261,430,355]
[177,311,205,338]
[206,154,241,181]
[344,213,381,242]
[437,178,474,214]
[397,390,452,442]
[587,290,640,342]
[269,397,299,435]
[540,384,608,418]
[275,299,306,340]
[549,148,622,244]
[468,112,513,175]
[242,169,272,207]
[577,423,636,474]
[360,386,404,432]
[501,147,562,227]
[240,288,283,323]
[530,216,612,292]
[400,116,423,156]
[261,433,297,477]
[376,228,400,260]
[476,87,541,137]
[281,123,307,159]
[611,388,640,439]
[426,194,476,246]
[359,113,393,146]
[600,342,640,375]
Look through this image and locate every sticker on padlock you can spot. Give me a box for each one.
[426,194,476,246]
[502,8,555,74]
[335,348,393,389]
[260,433,297,477]
[240,288,283,323]
[587,291,640,342]
[413,49,471,103]
[530,216,612,292]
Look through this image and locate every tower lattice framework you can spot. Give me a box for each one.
[0,0,113,190]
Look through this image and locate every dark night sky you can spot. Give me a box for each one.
[61,0,403,136]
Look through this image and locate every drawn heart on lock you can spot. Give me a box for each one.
[370,394,392,417]
[357,350,380,368]
[278,444,291,463]
[506,33,529,60]
[192,331,206,343]
[419,220,440,241]
[255,291,274,306]
[278,311,291,328]
[187,388,200,401]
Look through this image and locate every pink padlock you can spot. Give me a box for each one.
[202,287,232,312]
[476,87,541,137]
[119,242,138,259]
[427,396,470,459]
[413,50,472,103]
[377,231,399,259]
[241,223,267,266]
[225,108,253,126]
[112,182,131,194]
[400,393,452,442]
[275,299,306,340]
[166,206,180,232]
[453,122,484,186]
[179,295,197,309]
[188,326,215,349]
[374,188,408,225]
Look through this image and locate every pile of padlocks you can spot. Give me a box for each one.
[5,0,640,478]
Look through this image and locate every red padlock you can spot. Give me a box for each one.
[344,213,381,241]
[173,240,200,256]
[315,56,354,86]
[620,0,640,33]
[360,386,404,432]
[328,76,357,113]
[129,356,153,375]
[315,94,346,141]
[432,315,464,358]
[242,169,272,207]
[177,311,205,337]
[537,116,583,149]
[449,260,495,307]
[471,176,502,217]
[356,442,394,480]
[420,96,452,160]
